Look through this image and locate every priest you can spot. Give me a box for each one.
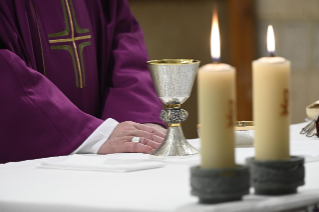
[0,0,166,163]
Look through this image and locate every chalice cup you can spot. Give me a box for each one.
[147,59,200,157]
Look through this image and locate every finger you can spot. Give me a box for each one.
[145,124,167,136]
[133,123,166,139]
[121,142,154,154]
[139,137,161,149]
[156,128,167,136]
[127,130,164,144]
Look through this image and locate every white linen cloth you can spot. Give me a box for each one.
[1,152,319,212]
[235,130,254,147]
[1,123,319,212]
[37,154,165,172]
[177,190,319,212]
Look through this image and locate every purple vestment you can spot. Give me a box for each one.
[0,0,164,163]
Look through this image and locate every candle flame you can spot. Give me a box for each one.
[210,7,220,62]
[267,25,275,55]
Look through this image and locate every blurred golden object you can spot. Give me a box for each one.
[197,121,254,137]
[306,100,319,120]
[235,121,254,131]
[300,100,319,137]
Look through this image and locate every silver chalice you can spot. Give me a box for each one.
[147,59,200,157]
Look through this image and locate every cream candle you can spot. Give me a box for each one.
[199,64,236,169]
[253,25,290,161]
[198,9,236,169]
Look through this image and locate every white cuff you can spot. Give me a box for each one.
[71,118,119,154]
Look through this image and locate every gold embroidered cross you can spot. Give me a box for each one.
[48,0,91,88]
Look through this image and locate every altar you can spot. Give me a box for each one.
[1,123,319,212]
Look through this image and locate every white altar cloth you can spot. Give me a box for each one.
[1,122,319,212]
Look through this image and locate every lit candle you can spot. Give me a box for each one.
[198,10,236,169]
[253,25,290,161]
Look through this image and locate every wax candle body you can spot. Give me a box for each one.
[253,57,290,160]
[198,63,236,169]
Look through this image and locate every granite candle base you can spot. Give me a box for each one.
[190,165,250,204]
[246,156,305,195]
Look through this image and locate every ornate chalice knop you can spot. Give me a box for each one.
[147,59,200,157]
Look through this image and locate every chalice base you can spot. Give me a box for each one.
[150,126,199,157]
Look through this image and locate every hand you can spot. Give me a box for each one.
[97,121,167,154]
[143,123,167,136]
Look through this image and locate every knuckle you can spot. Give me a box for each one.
[124,127,131,131]
[140,138,147,145]
[150,133,155,141]
[144,124,153,131]
[146,134,152,140]
[149,127,155,133]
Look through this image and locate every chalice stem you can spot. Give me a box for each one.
[151,106,199,157]
[151,125,198,156]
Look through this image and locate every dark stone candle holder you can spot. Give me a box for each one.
[190,165,250,204]
[246,156,305,195]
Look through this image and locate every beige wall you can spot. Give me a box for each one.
[128,0,230,139]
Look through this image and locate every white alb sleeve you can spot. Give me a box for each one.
[71,118,119,154]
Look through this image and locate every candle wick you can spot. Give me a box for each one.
[269,52,275,57]
[211,57,220,64]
